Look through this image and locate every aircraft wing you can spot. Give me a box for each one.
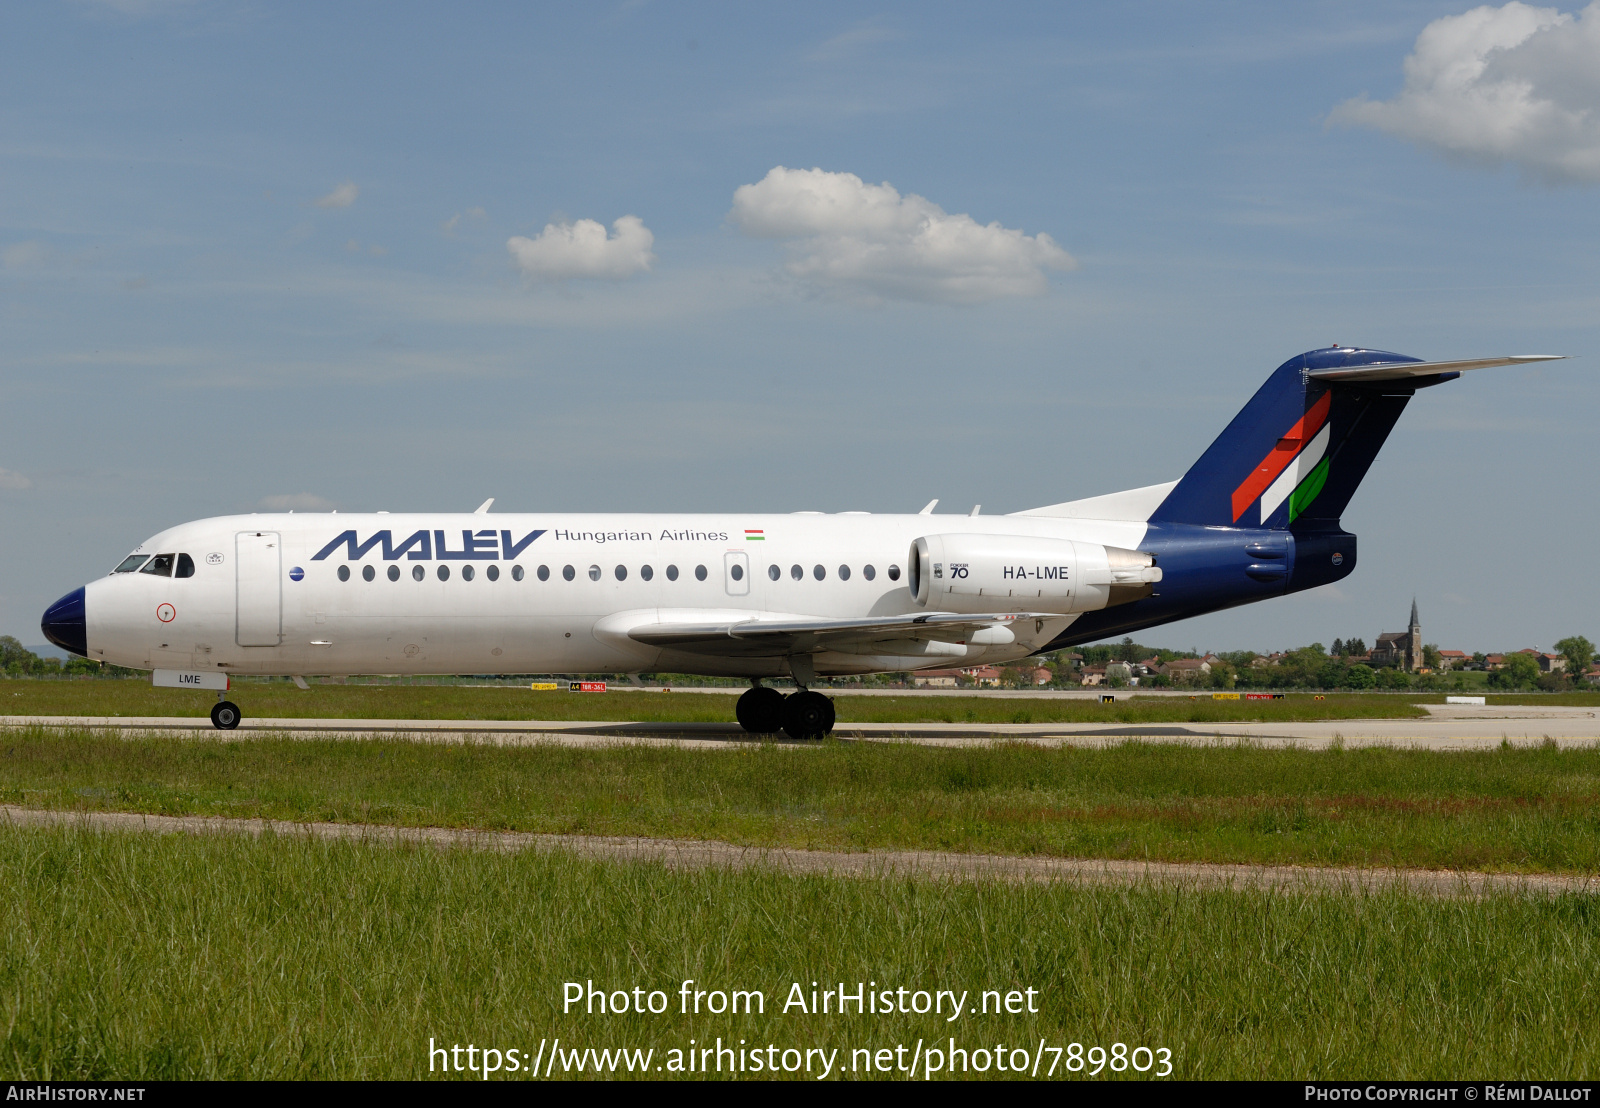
[627,610,1053,658]
[1306,354,1564,383]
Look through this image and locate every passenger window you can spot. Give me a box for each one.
[888,564,901,581]
[768,564,780,581]
[175,554,196,579]
[695,564,707,581]
[614,565,627,581]
[813,564,826,581]
[388,565,400,581]
[563,565,575,581]
[666,565,679,581]
[437,565,450,581]
[363,565,376,582]
[113,554,149,573]
[412,565,425,581]
[140,554,175,577]
[863,564,876,581]
[790,564,802,580]
[838,565,850,581]
[730,564,744,581]
[337,565,351,581]
[588,565,601,581]
[641,565,654,581]
[462,565,475,581]
[487,565,500,582]
[514,565,526,581]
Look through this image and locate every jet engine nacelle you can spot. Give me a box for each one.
[908,534,1162,615]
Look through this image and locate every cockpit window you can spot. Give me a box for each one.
[175,553,196,579]
[113,555,149,574]
[140,553,176,577]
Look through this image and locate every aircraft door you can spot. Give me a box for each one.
[724,551,749,597]
[236,531,283,646]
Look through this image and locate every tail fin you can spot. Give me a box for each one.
[1149,346,1433,529]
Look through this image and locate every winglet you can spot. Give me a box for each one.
[474,498,494,514]
[919,499,938,515]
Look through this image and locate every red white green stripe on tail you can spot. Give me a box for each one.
[1230,391,1332,525]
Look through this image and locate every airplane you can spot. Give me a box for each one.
[41,346,1564,738]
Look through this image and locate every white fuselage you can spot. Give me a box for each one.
[84,510,1151,679]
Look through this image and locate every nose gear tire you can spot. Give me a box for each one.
[210,701,242,730]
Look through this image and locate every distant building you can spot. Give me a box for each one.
[911,665,1004,688]
[1515,649,1567,674]
[1372,600,1423,671]
[1436,650,1469,670]
[1080,665,1106,686]
[1161,658,1212,681]
[1484,654,1506,671]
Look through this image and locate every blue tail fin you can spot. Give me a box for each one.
[1149,346,1441,529]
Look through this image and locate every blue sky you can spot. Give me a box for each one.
[3,0,1597,655]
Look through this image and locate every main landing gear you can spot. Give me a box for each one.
[736,683,835,740]
[211,694,242,731]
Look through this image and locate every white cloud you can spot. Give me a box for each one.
[0,468,31,490]
[1332,2,1600,183]
[314,181,359,209]
[506,215,655,281]
[261,493,336,511]
[809,22,905,60]
[441,206,487,234]
[728,166,1075,304]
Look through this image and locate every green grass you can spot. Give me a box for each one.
[2,824,1595,1080]
[1415,691,1600,706]
[8,728,1600,873]
[0,680,1441,723]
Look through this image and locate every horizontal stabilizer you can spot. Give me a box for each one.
[629,610,1052,658]
[1307,355,1564,383]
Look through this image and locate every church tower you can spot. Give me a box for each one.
[1407,599,1422,672]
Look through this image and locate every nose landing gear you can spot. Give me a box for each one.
[210,693,242,731]
[734,682,834,740]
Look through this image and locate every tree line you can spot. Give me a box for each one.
[0,637,124,678]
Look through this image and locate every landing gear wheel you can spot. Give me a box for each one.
[210,701,242,730]
[780,690,834,741]
[736,686,785,733]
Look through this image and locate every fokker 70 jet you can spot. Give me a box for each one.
[41,346,1562,737]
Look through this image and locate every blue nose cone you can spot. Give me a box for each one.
[41,587,87,657]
